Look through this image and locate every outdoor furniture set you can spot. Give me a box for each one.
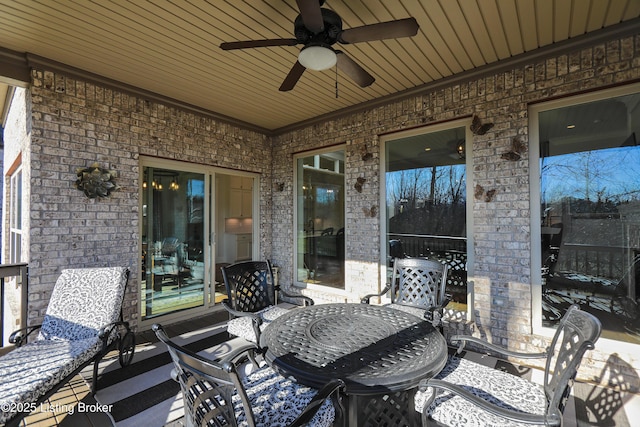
[156,258,601,426]
[0,260,601,426]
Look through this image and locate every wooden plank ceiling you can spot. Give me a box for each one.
[0,0,639,132]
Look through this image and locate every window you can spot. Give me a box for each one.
[9,167,22,264]
[383,120,472,314]
[532,86,640,344]
[295,148,345,288]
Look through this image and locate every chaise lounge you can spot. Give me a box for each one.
[0,267,135,426]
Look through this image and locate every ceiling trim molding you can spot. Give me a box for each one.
[24,54,272,136]
[272,17,640,135]
[0,47,30,87]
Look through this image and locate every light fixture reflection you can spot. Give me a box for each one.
[457,142,465,159]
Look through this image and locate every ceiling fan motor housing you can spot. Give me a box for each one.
[294,8,342,46]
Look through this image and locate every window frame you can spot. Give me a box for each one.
[293,145,346,290]
[138,156,260,326]
[8,164,23,264]
[529,82,640,346]
[379,118,475,320]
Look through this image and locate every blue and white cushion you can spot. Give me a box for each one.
[385,302,426,319]
[233,364,335,427]
[415,355,548,427]
[227,306,291,343]
[38,267,128,342]
[0,338,102,423]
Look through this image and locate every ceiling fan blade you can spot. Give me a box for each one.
[336,52,375,87]
[296,0,324,33]
[339,17,419,44]
[279,61,306,91]
[220,39,298,50]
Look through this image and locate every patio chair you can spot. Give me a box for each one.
[153,323,345,427]
[0,267,135,427]
[361,257,449,327]
[414,304,601,427]
[221,260,314,346]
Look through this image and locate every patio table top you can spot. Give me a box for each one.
[260,302,447,395]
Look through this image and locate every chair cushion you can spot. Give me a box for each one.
[415,356,548,427]
[0,337,102,424]
[38,267,128,341]
[234,364,335,427]
[385,303,426,319]
[227,306,290,343]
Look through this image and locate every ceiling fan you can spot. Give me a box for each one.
[220,0,419,91]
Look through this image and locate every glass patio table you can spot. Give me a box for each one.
[259,303,448,426]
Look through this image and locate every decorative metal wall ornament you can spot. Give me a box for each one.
[501,136,528,161]
[354,177,366,193]
[362,205,378,217]
[484,189,497,202]
[75,162,119,198]
[470,114,494,135]
[474,184,485,200]
[474,184,498,202]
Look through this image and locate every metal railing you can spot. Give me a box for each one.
[0,263,28,349]
[387,234,468,303]
[387,233,467,257]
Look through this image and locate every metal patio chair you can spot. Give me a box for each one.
[415,304,601,426]
[153,324,345,427]
[361,257,449,327]
[221,260,314,347]
[0,267,135,426]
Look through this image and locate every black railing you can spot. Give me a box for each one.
[0,263,28,349]
[387,233,467,258]
[387,234,468,303]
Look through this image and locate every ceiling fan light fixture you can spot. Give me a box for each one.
[298,45,337,71]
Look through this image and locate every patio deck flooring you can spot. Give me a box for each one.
[15,307,640,427]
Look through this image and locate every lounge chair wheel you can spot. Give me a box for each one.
[118,330,135,366]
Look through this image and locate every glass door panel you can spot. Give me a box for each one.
[214,173,254,302]
[142,167,206,319]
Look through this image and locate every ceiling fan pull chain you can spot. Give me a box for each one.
[335,65,339,99]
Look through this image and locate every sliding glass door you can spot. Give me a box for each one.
[142,167,206,319]
[141,159,256,321]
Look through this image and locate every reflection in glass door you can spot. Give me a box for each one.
[142,167,206,319]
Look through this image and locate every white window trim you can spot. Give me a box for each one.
[138,156,260,327]
[9,166,23,264]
